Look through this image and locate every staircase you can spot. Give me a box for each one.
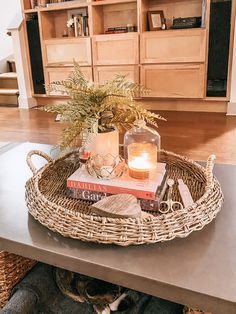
[0,61,19,107]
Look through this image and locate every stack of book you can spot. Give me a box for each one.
[67,163,167,211]
[105,27,128,34]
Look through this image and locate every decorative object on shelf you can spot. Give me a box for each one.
[67,8,89,37]
[36,0,49,7]
[26,150,224,246]
[159,178,183,214]
[105,26,128,34]
[86,154,126,179]
[66,17,75,37]
[127,24,136,32]
[42,62,165,154]
[148,10,165,31]
[172,16,202,29]
[161,18,167,30]
[124,120,161,180]
[30,0,37,9]
[46,0,86,7]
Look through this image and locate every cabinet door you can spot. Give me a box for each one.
[141,29,206,64]
[45,67,93,95]
[92,33,139,65]
[43,38,92,66]
[141,64,205,98]
[94,66,139,84]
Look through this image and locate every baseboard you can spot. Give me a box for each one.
[227,102,236,115]
[138,99,228,113]
[18,96,37,109]
[35,97,228,113]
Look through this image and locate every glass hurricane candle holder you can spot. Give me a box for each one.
[124,120,160,180]
[86,154,126,179]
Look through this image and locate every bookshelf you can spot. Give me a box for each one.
[21,0,235,105]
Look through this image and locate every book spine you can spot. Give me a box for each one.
[74,16,78,37]
[105,30,128,34]
[83,16,87,36]
[67,188,160,211]
[67,180,156,200]
[107,27,128,31]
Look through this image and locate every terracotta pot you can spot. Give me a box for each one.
[86,129,119,157]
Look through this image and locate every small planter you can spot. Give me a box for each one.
[86,129,119,157]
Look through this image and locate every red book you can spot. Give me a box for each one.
[67,163,166,200]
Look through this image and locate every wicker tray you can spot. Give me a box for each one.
[0,251,36,308]
[25,150,223,246]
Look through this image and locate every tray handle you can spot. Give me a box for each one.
[206,154,216,187]
[27,150,53,175]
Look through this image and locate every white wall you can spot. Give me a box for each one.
[0,0,22,73]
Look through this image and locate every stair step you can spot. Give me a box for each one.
[0,88,19,95]
[0,72,17,79]
[0,93,18,106]
[0,87,18,106]
[0,73,18,89]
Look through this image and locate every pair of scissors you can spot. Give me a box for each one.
[159,178,184,214]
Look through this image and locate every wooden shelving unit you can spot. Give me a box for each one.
[21,0,234,105]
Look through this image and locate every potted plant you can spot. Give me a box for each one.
[42,62,165,156]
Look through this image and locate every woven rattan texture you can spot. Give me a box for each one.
[25,150,223,246]
[0,251,36,308]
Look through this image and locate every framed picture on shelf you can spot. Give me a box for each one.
[148,10,165,31]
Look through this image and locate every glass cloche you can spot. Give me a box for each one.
[123,120,161,180]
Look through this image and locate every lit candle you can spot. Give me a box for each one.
[129,155,150,179]
[128,143,157,180]
[79,150,91,164]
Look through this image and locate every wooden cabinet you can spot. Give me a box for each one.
[141,64,205,99]
[94,65,139,84]
[92,33,139,66]
[141,29,206,64]
[22,0,217,101]
[45,67,93,95]
[43,38,92,66]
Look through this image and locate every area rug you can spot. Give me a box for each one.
[0,142,22,155]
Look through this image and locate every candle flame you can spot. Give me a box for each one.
[129,153,151,170]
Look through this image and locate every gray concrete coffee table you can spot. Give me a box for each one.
[0,143,235,314]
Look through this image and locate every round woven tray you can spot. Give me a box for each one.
[25,150,223,246]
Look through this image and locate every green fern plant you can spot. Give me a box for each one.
[42,62,165,149]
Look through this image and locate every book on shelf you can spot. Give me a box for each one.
[105,27,128,34]
[46,0,87,8]
[67,171,168,211]
[67,163,166,200]
[74,15,83,37]
[107,27,128,31]
[105,30,128,34]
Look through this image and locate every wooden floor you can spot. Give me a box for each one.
[0,107,236,164]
